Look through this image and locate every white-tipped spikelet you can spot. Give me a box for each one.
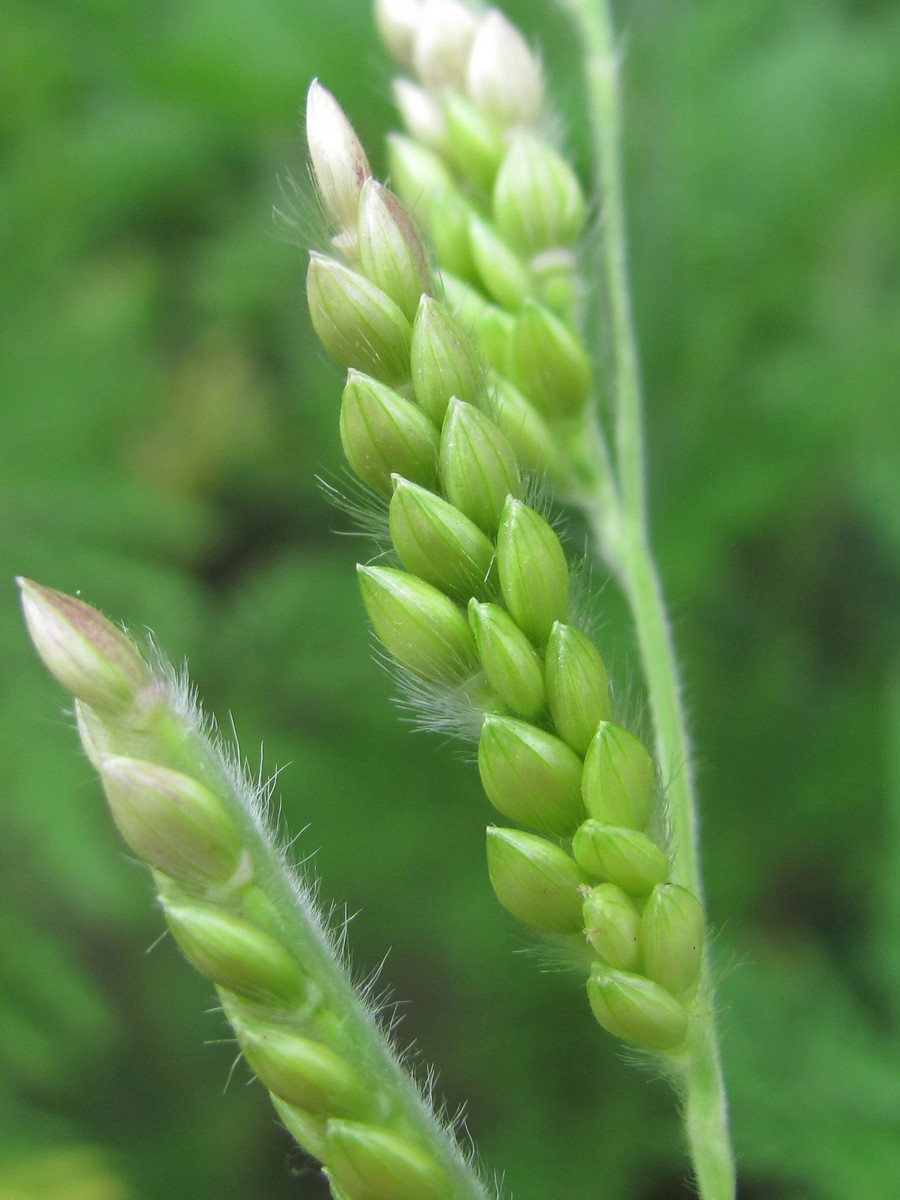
[413,0,480,90]
[467,9,544,127]
[306,79,372,236]
[376,0,425,69]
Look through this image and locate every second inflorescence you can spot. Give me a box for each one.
[304,0,707,1057]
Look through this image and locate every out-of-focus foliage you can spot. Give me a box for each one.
[2,1,898,1198]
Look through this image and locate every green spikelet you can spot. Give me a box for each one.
[357,565,478,683]
[486,827,588,934]
[389,476,496,601]
[478,715,584,837]
[496,499,569,644]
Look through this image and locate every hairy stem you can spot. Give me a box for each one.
[558,1,736,1195]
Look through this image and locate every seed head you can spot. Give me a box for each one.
[573,820,669,896]
[99,756,243,890]
[587,965,689,1052]
[393,77,449,152]
[441,90,505,192]
[582,721,656,829]
[427,189,479,281]
[307,252,412,385]
[468,600,545,721]
[17,578,149,716]
[439,399,522,536]
[467,213,533,310]
[357,564,478,683]
[478,715,585,837]
[326,1120,452,1200]
[164,902,308,1006]
[486,826,588,934]
[582,883,641,971]
[238,1027,373,1119]
[545,622,612,756]
[496,498,569,645]
[487,375,564,483]
[388,475,495,601]
[411,296,486,421]
[357,179,434,322]
[493,131,587,254]
[508,300,592,418]
[387,134,456,223]
[412,0,479,90]
[467,9,544,127]
[640,883,705,996]
[340,370,440,496]
[375,0,424,69]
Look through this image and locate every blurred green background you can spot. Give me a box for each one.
[2,0,899,1197]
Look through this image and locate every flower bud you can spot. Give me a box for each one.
[493,133,587,255]
[164,902,307,1005]
[411,297,486,422]
[357,180,433,322]
[389,476,495,601]
[472,305,515,374]
[496,498,568,644]
[488,375,564,482]
[18,578,149,716]
[468,600,545,721]
[545,623,612,756]
[393,78,448,152]
[468,214,533,311]
[239,1027,371,1119]
[582,722,655,830]
[386,134,456,226]
[478,715,584,837]
[438,275,515,372]
[640,883,705,997]
[573,820,669,896]
[439,399,521,536]
[466,9,544,127]
[340,370,440,496]
[587,965,689,1052]
[428,189,479,283]
[582,883,641,971]
[486,826,588,934]
[99,756,242,889]
[357,564,478,683]
[412,0,479,90]
[326,1120,451,1200]
[508,300,592,418]
[307,254,411,386]
[305,81,371,235]
[442,91,505,193]
[376,0,424,69]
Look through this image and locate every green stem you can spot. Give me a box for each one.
[558,1,736,1195]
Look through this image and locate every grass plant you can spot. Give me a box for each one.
[18,2,734,1193]
[10,1,899,1199]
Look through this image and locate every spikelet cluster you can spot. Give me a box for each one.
[18,579,494,1200]
[305,1,706,1055]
